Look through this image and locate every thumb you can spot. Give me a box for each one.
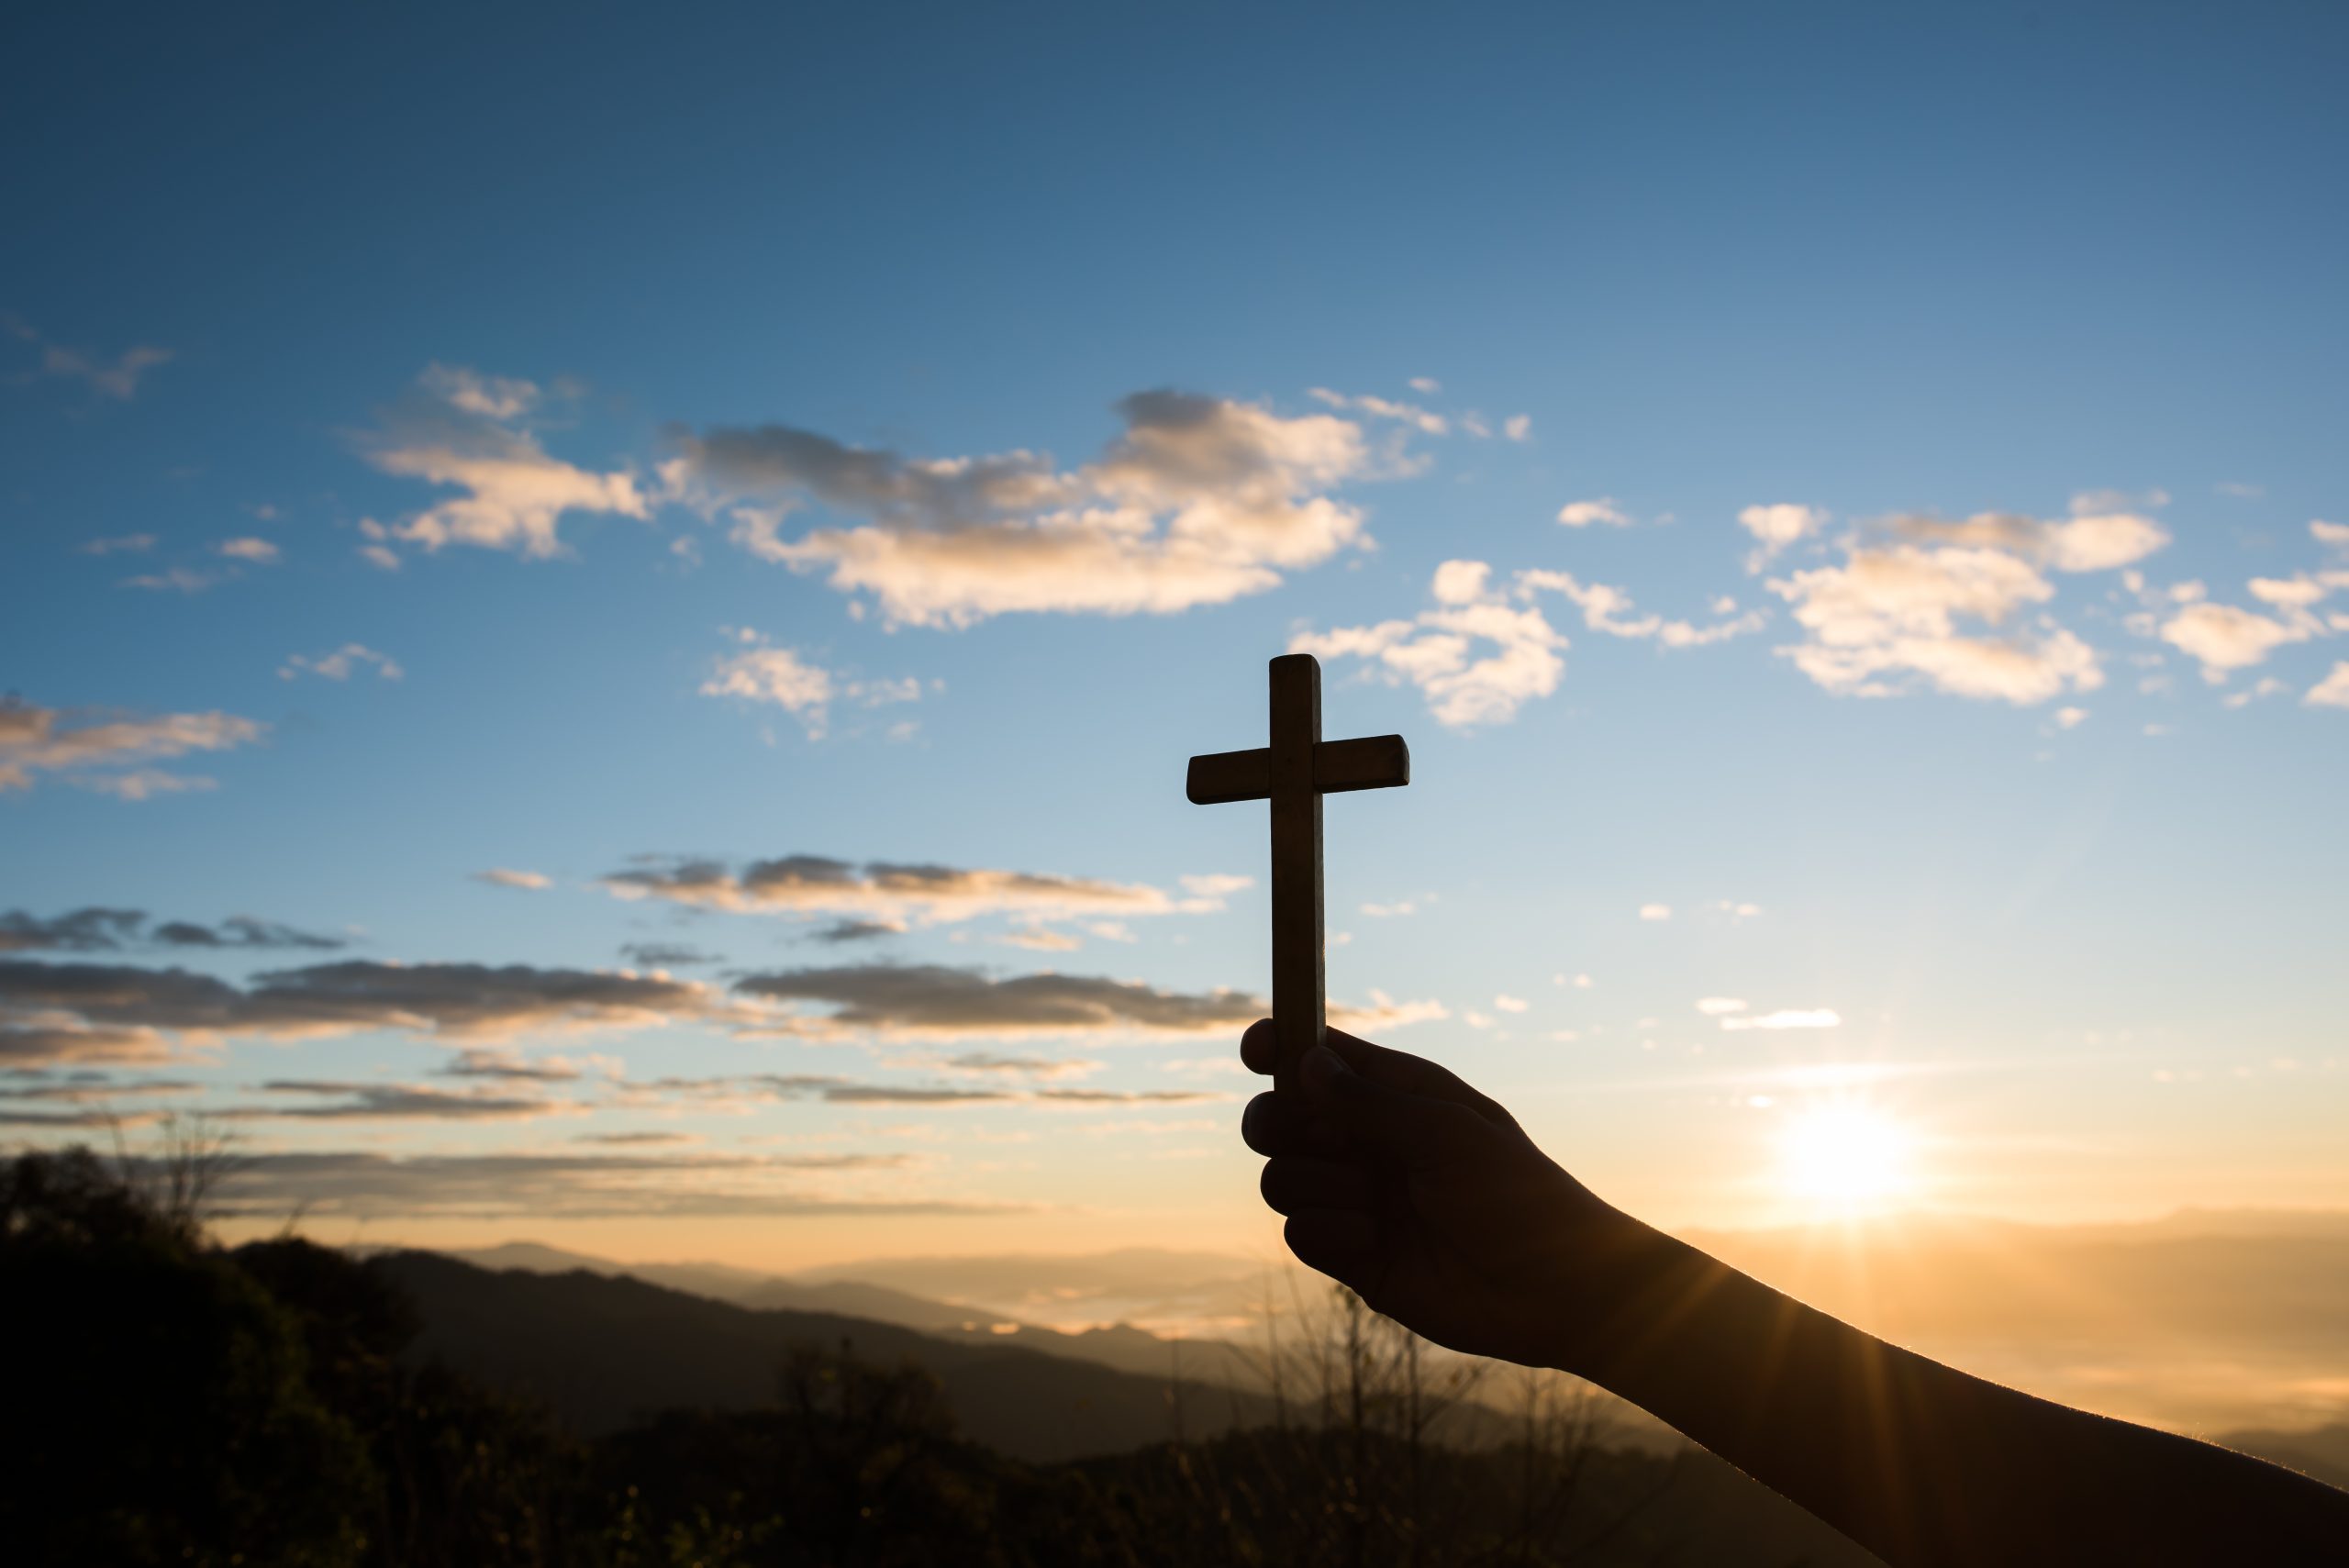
[1303,1043,1479,1161]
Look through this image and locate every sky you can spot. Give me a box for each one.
[5,1,2347,1274]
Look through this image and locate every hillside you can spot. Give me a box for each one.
[430,1239,1267,1384]
[367,1250,1283,1463]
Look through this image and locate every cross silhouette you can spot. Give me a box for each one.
[1187,653,1411,1092]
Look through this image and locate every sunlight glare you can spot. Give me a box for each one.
[1777,1104,1914,1209]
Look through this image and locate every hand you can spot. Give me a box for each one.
[1241,1019,1644,1369]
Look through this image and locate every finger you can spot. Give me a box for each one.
[1241,1018,1276,1076]
[1251,1018,1513,1128]
[1300,1044,1491,1160]
[1284,1209,1380,1287]
[1241,1091,1348,1158]
[1323,1025,1517,1127]
[1259,1156,1376,1217]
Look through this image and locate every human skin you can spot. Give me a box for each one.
[1240,1019,2349,1567]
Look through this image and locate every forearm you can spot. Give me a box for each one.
[1550,1219,2349,1567]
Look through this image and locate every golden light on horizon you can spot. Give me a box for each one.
[1776,1103,1916,1211]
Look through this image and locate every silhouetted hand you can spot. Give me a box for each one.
[1241,1019,1638,1368]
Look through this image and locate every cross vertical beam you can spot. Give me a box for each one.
[1186,652,1411,1095]
[1268,653,1325,1095]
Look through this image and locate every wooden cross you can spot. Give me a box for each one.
[1186,653,1411,1093]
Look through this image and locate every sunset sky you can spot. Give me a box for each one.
[6,3,2346,1274]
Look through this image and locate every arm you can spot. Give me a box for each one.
[1240,1021,2349,1568]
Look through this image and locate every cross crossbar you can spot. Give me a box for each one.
[1186,653,1410,1093]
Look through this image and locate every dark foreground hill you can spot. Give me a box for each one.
[371,1249,1281,1463]
[12,1145,1901,1565]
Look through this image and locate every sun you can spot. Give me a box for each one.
[1776,1104,1914,1209]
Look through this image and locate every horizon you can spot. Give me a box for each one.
[8,0,2348,1341]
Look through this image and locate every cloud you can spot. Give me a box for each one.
[2309,662,2349,710]
[1887,506,2170,573]
[1696,997,1747,1015]
[216,537,282,564]
[1031,1087,1227,1106]
[360,364,649,560]
[1768,545,2102,705]
[80,534,157,556]
[159,917,346,951]
[440,1048,587,1082]
[602,854,1174,929]
[0,1024,178,1066]
[0,908,146,952]
[1309,387,1448,436]
[1518,570,1769,648]
[1720,1007,1842,1031]
[128,1149,974,1221]
[732,962,1261,1040]
[1178,873,1253,902]
[0,958,716,1046]
[998,925,1082,952]
[229,1080,570,1121]
[6,316,172,399]
[1556,498,1633,528]
[2159,601,2319,680]
[1328,990,1449,1031]
[702,645,832,730]
[617,942,720,967]
[0,696,262,796]
[0,1106,171,1129]
[281,644,402,682]
[696,631,919,740]
[420,363,540,421]
[934,1051,1102,1079]
[473,868,551,891]
[1299,562,1760,728]
[1503,416,1532,442]
[123,565,236,594]
[821,1084,1017,1105]
[1639,905,1672,921]
[1493,995,1528,1014]
[810,918,907,944]
[0,1075,203,1104]
[1293,560,1567,728]
[1739,504,1829,569]
[674,389,1381,627]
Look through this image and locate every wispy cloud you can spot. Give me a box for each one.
[1719,1007,1842,1031]
[0,697,262,797]
[699,628,920,740]
[281,644,402,682]
[0,908,343,954]
[602,853,1176,929]
[6,316,172,399]
[0,958,718,1060]
[732,962,1261,1040]
[132,1149,978,1221]
[473,868,551,890]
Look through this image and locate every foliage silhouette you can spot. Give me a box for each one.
[5,1144,1883,1566]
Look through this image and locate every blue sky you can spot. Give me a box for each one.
[5,2,2346,1267]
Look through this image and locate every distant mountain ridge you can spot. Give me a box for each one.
[423,1240,1262,1383]
[363,1248,1281,1463]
